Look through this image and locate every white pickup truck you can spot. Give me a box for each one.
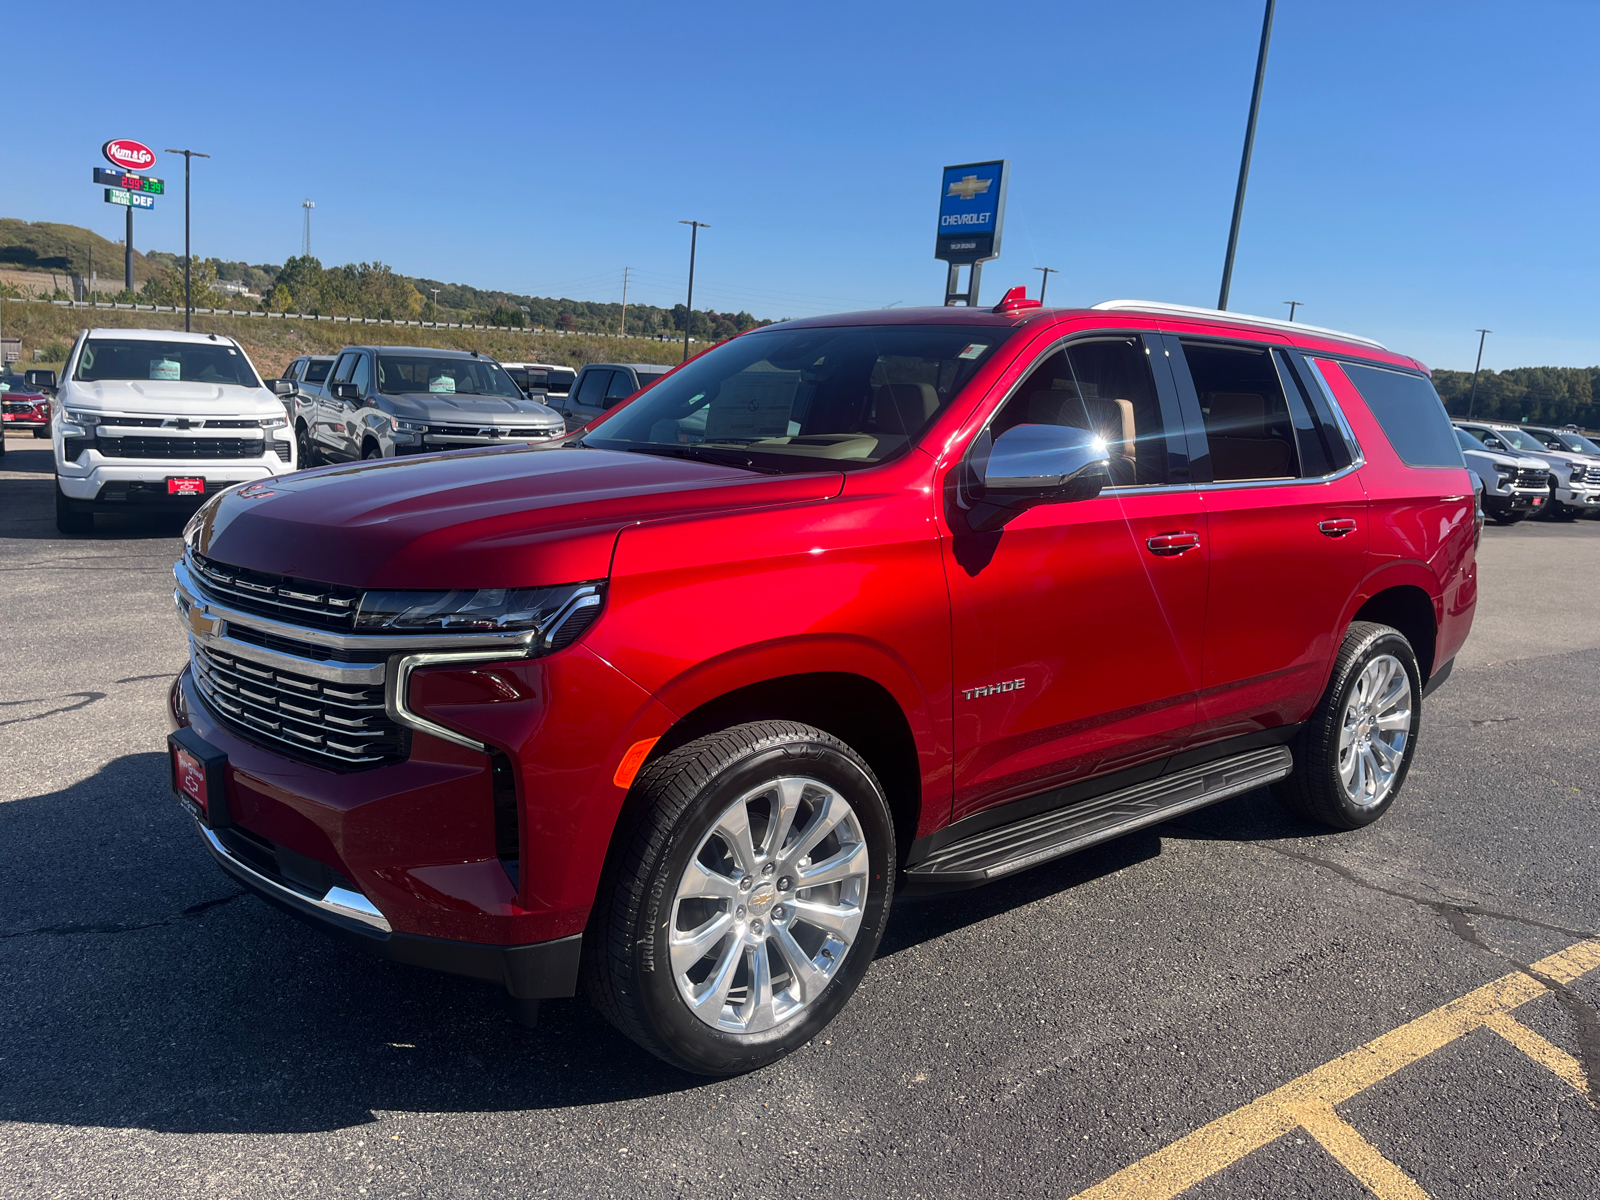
[52,328,299,535]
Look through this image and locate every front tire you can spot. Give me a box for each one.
[1273,622,1420,830]
[54,481,94,535]
[295,422,315,468]
[583,721,895,1076]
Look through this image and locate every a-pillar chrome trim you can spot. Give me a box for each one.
[198,822,392,933]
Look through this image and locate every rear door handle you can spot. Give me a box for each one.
[1319,518,1358,538]
[1146,531,1201,557]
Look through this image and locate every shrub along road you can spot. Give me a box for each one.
[2,432,1596,1199]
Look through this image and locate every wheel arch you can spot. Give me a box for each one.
[1351,582,1438,681]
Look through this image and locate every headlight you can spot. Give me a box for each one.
[258,416,287,429]
[395,419,427,433]
[64,409,99,427]
[354,581,604,641]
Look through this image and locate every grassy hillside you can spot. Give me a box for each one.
[0,219,158,286]
[0,299,694,378]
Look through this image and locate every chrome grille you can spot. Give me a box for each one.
[189,550,360,630]
[1512,467,1550,489]
[1571,462,1600,485]
[192,643,407,768]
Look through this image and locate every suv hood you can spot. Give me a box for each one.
[384,391,563,425]
[1465,449,1544,471]
[190,444,844,588]
[63,378,281,417]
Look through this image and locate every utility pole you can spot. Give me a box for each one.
[1217,0,1277,311]
[1034,266,1060,305]
[430,287,441,312]
[679,221,709,363]
[302,200,315,257]
[165,148,210,331]
[1466,329,1492,417]
[620,267,631,337]
[1283,300,1303,322]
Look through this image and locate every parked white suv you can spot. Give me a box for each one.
[53,329,298,535]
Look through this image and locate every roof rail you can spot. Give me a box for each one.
[1090,299,1387,351]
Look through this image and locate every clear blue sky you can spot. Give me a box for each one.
[6,0,1594,370]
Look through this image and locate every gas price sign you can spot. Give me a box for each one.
[93,168,164,194]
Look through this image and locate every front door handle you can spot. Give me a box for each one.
[1318,518,1358,538]
[1146,531,1201,557]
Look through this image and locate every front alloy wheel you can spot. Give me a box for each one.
[583,721,894,1075]
[671,776,869,1035]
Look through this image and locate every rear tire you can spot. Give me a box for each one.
[54,481,94,535]
[582,721,895,1076]
[1273,622,1421,830]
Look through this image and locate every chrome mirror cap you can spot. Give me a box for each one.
[983,424,1111,492]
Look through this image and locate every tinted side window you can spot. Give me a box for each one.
[1273,350,1343,476]
[574,369,610,406]
[1341,363,1463,468]
[304,360,332,384]
[1181,340,1300,481]
[604,371,637,403]
[287,359,305,380]
[350,354,372,397]
[331,353,358,384]
[991,336,1175,487]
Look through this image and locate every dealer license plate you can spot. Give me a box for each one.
[167,477,205,495]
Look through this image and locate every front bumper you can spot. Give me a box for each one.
[196,815,582,998]
[1483,489,1545,515]
[57,444,292,502]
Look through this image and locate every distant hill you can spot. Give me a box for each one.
[0,218,159,286]
[0,218,773,342]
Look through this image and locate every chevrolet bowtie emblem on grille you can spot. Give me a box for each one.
[946,175,992,201]
[163,417,200,429]
[187,605,221,638]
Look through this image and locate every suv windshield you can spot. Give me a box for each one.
[1553,430,1600,454]
[376,354,522,398]
[1490,427,1552,453]
[74,339,260,387]
[583,325,1012,473]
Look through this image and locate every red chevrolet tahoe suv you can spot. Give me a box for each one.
[167,296,1477,1075]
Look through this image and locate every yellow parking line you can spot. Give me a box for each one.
[1482,1011,1593,1101]
[1067,939,1600,1200]
[1291,1102,1430,1200]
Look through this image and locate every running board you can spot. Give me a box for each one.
[904,745,1293,888]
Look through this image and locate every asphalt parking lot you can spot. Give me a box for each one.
[2,430,1597,1200]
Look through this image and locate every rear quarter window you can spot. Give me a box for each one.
[1340,363,1464,468]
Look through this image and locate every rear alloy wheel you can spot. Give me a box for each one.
[583,721,894,1075]
[54,481,94,535]
[1274,622,1420,830]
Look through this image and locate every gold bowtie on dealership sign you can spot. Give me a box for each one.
[946,175,992,200]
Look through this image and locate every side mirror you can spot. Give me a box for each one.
[333,382,360,402]
[25,369,56,390]
[270,379,297,397]
[959,424,1111,531]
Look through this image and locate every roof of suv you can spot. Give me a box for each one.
[585,362,671,372]
[84,327,239,345]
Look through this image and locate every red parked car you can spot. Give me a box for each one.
[0,368,53,444]
[168,295,1476,1074]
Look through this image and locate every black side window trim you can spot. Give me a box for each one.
[1274,349,1349,475]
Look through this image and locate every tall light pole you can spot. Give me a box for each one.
[1283,299,1303,322]
[165,148,210,331]
[679,221,709,363]
[302,200,315,257]
[1466,329,1492,417]
[1034,266,1059,305]
[1217,0,1277,311]
[620,266,631,337]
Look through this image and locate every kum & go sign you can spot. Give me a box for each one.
[103,138,156,170]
